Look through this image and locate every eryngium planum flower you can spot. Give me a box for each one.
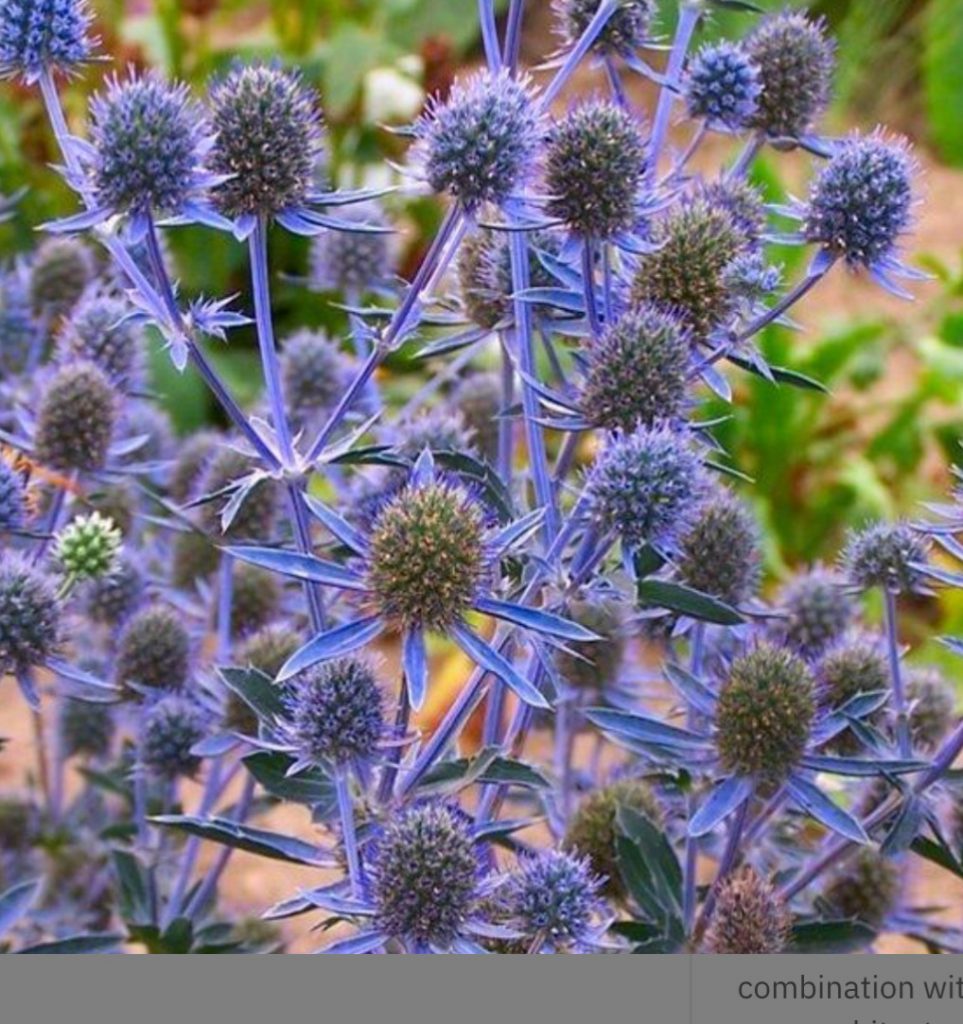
[33,360,117,472]
[142,695,206,778]
[804,134,915,269]
[417,69,541,211]
[675,486,761,607]
[818,633,888,713]
[55,511,122,583]
[29,236,95,318]
[287,658,383,766]
[280,329,350,431]
[0,0,95,82]
[587,423,707,552]
[564,778,661,901]
[716,643,815,788]
[308,202,394,292]
[685,41,760,131]
[579,304,690,432]
[229,562,281,639]
[745,12,835,140]
[553,596,625,695]
[630,198,746,340]
[905,668,956,750]
[372,802,479,945]
[0,456,27,532]
[367,479,489,631]
[779,567,855,658]
[83,554,144,627]
[841,521,928,593]
[555,0,655,58]
[115,604,190,697]
[58,290,145,388]
[822,849,901,928]
[209,64,322,220]
[0,554,60,676]
[88,72,209,217]
[704,866,791,954]
[506,850,602,948]
[197,447,280,541]
[450,373,501,466]
[60,697,114,759]
[544,100,646,240]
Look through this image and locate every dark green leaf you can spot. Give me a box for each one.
[789,920,876,953]
[150,815,331,866]
[218,666,287,723]
[243,751,337,811]
[911,834,963,881]
[417,748,550,793]
[636,579,744,625]
[17,933,124,954]
[112,850,153,926]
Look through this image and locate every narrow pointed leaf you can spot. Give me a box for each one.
[450,623,549,708]
[403,627,428,711]
[689,776,754,837]
[786,776,868,843]
[278,616,384,681]
[226,546,366,590]
[584,707,711,751]
[636,580,744,626]
[474,596,599,642]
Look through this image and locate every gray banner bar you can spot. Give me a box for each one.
[1,954,961,1024]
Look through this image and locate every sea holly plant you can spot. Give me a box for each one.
[0,0,961,956]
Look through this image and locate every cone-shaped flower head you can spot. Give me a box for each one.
[716,643,816,788]
[29,237,95,319]
[115,604,190,698]
[55,511,122,583]
[34,360,117,473]
[0,554,60,676]
[555,0,655,58]
[544,99,646,240]
[506,850,603,948]
[142,695,206,779]
[0,0,95,82]
[372,802,480,945]
[704,866,791,954]
[779,567,855,658]
[685,41,760,131]
[417,69,541,211]
[842,521,928,594]
[823,849,901,928]
[60,697,114,759]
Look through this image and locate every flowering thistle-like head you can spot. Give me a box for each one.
[817,633,888,713]
[716,643,816,788]
[685,41,760,132]
[142,695,206,779]
[60,697,114,759]
[564,778,661,901]
[587,423,708,552]
[372,802,480,945]
[34,360,117,473]
[29,236,95,319]
[555,0,655,58]
[417,69,541,211]
[0,554,60,676]
[88,71,211,218]
[0,0,95,82]
[580,304,690,432]
[168,429,219,505]
[456,226,559,329]
[842,521,928,594]
[280,329,350,432]
[115,604,190,698]
[804,134,915,270]
[553,596,626,696]
[209,64,323,220]
[823,849,900,928]
[699,178,767,251]
[309,201,394,293]
[906,668,956,750]
[506,850,603,949]
[238,623,302,680]
[676,486,761,607]
[229,563,281,640]
[630,198,746,341]
[367,478,489,631]
[83,553,144,627]
[55,511,122,584]
[779,567,855,658]
[544,100,646,240]
[450,373,502,466]
[287,658,384,766]
[745,12,835,141]
[704,866,791,954]
[58,290,145,389]
[197,447,280,542]
[0,456,28,532]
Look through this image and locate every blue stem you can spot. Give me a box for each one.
[884,588,912,759]
[509,230,560,544]
[479,0,502,70]
[336,770,363,896]
[286,484,327,633]
[646,3,701,186]
[682,622,705,932]
[216,552,233,659]
[540,0,620,110]
[249,217,295,466]
[497,331,516,485]
[582,241,601,336]
[504,0,526,72]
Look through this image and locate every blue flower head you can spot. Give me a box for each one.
[58,288,146,388]
[308,201,395,293]
[87,71,214,221]
[0,553,60,677]
[506,850,603,949]
[286,657,384,767]
[209,64,323,221]
[778,567,855,659]
[0,454,28,532]
[544,99,647,241]
[804,133,915,270]
[417,69,541,211]
[141,694,206,779]
[555,0,656,58]
[841,520,930,594]
[587,423,708,553]
[685,41,760,131]
[0,0,95,83]
[372,801,480,946]
[704,866,790,954]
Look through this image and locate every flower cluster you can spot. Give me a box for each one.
[0,0,959,962]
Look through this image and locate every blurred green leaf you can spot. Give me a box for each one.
[922,0,963,166]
